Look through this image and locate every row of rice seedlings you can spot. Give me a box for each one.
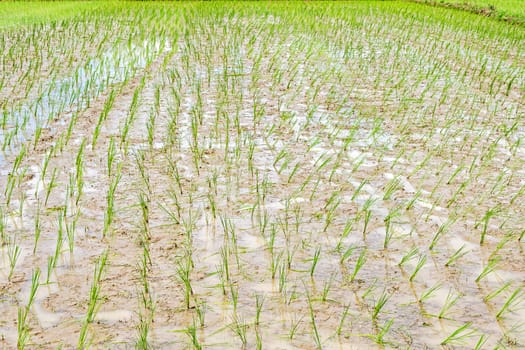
[78,250,108,349]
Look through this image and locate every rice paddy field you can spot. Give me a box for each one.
[0,1,524,349]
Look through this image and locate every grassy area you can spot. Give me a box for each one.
[0,1,524,349]
[412,0,525,23]
[0,1,111,28]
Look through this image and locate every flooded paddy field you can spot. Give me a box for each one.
[0,1,524,349]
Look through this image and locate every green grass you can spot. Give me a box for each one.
[412,0,525,23]
[0,2,112,28]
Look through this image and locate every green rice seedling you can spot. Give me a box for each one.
[323,195,340,233]
[66,211,79,253]
[409,254,427,282]
[445,245,469,267]
[216,264,227,296]
[398,247,418,267]
[5,174,16,208]
[64,111,79,146]
[32,205,41,254]
[496,287,524,319]
[361,197,376,238]
[45,255,55,285]
[403,189,422,211]
[287,162,301,183]
[139,193,150,241]
[17,306,29,350]
[310,246,321,277]
[446,180,469,209]
[195,299,206,328]
[103,164,121,237]
[484,281,512,303]
[255,327,262,350]
[79,250,108,349]
[490,234,514,259]
[475,256,500,283]
[40,146,54,182]
[255,294,264,326]
[136,313,151,350]
[52,213,64,268]
[176,254,193,310]
[220,246,231,285]
[230,314,248,348]
[438,289,461,319]
[350,249,367,283]
[92,88,116,150]
[334,217,353,250]
[184,321,202,350]
[336,304,351,336]
[429,216,456,250]
[473,335,487,350]
[107,136,116,178]
[440,322,476,346]
[320,273,335,302]
[476,205,500,245]
[359,318,394,346]
[418,283,442,304]
[383,176,401,200]
[278,261,288,294]
[383,207,401,249]
[288,315,303,340]
[7,242,21,281]
[44,167,58,206]
[147,110,157,149]
[27,268,41,310]
[305,287,322,350]
[0,206,5,244]
[340,244,357,264]
[270,250,283,280]
[372,289,390,321]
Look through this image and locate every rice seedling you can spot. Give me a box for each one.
[230,314,248,348]
[440,322,477,346]
[409,254,427,282]
[136,313,151,350]
[176,252,194,310]
[92,88,117,150]
[372,289,390,321]
[336,304,351,336]
[7,242,21,281]
[309,246,321,277]
[445,244,469,267]
[495,287,524,320]
[475,256,500,283]
[418,283,442,304]
[79,250,108,349]
[476,205,500,245]
[305,286,323,350]
[437,289,462,319]
[184,321,202,350]
[398,247,418,267]
[350,249,367,283]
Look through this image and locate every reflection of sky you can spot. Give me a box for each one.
[0,40,166,164]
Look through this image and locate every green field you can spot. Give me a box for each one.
[1,1,524,349]
[415,0,525,22]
